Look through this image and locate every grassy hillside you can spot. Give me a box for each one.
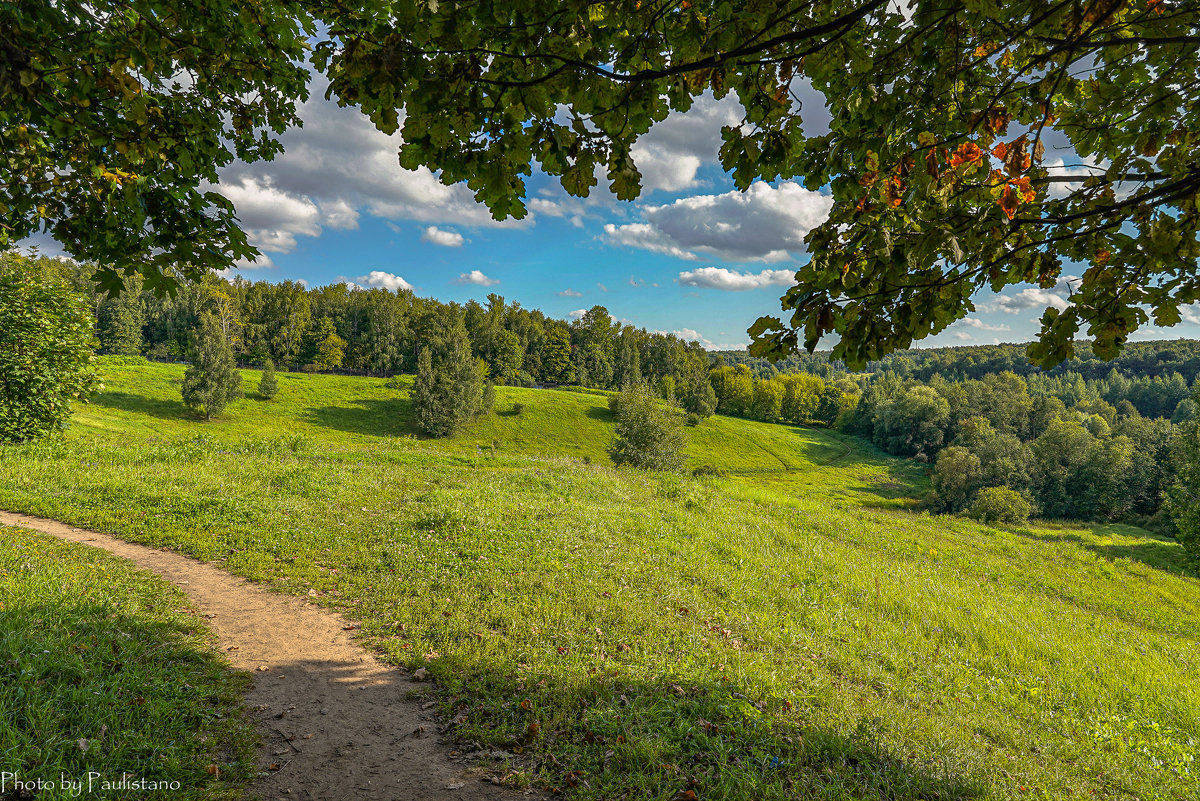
[1,359,1197,800]
[0,526,255,799]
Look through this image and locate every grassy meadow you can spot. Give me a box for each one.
[1,358,1197,800]
[0,526,255,800]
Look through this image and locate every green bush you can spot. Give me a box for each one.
[970,487,1033,525]
[512,402,526,416]
[608,383,687,472]
[0,252,99,443]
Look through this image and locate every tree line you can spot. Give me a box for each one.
[78,270,718,413]
[848,371,1192,531]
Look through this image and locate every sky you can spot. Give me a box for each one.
[27,77,1200,351]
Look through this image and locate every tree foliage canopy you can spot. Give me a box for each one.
[318,0,1200,367]
[9,1,1200,364]
[1,0,311,294]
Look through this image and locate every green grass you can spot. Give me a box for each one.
[2,358,1198,800]
[0,526,255,800]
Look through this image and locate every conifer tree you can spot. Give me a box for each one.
[258,358,279,400]
[410,314,486,437]
[182,313,242,420]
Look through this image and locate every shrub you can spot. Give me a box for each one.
[608,383,687,472]
[607,393,622,417]
[970,487,1033,525]
[685,412,703,427]
[512,402,526,416]
[692,464,727,478]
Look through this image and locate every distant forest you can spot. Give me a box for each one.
[67,260,1197,535]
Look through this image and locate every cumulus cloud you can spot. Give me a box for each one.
[233,253,276,270]
[982,276,1079,315]
[354,270,414,292]
[604,182,832,262]
[629,93,743,193]
[1182,306,1200,325]
[557,288,583,297]
[568,309,588,319]
[215,76,528,260]
[456,269,498,286]
[677,266,796,291]
[421,225,465,247]
[955,317,1012,332]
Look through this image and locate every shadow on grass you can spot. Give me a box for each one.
[434,667,985,800]
[303,398,420,438]
[1025,525,1195,578]
[90,390,192,421]
[584,405,614,422]
[1,602,252,796]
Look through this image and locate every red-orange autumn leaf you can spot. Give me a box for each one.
[949,142,984,169]
[999,185,1019,219]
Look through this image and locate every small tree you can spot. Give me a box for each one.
[182,313,243,420]
[258,359,279,400]
[410,316,486,437]
[608,383,687,471]
[0,252,99,443]
[679,366,717,418]
[970,487,1033,526]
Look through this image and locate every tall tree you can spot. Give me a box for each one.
[182,313,243,421]
[97,283,144,356]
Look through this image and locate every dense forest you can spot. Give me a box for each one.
[56,259,1199,535]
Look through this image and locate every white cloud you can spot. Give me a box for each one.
[319,199,360,230]
[677,266,796,291]
[629,93,743,193]
[1181,306,1200,325]
[354,270,414,292]
[568,309,587,319]
[219,176,320,253]
[596,283,608,292]
[557,288,583,297]
[604,222,700,260]
[604,182,832,262]
[215,76,529,259]
[988,288,1072,314]
[955,317,1012,332]
[233,253,276,269]
[421,225,465,247]
[983,276,1078,315]
[456,269,498,286]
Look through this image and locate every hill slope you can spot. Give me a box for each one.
[1,359,1197,800]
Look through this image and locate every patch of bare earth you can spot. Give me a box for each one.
[0,511,529,801]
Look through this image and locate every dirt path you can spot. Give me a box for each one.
[0,511,523,801]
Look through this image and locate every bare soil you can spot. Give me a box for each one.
[0,511,527,801]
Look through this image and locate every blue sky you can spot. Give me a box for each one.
[29,79,1200,350]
